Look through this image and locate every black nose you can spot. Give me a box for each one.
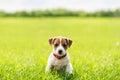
[58,50,63,54]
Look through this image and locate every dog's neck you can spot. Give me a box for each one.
[53,53,67,59]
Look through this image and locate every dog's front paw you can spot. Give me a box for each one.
[66,63,73,74]
[68,70,72,74]
[45,65,51,74]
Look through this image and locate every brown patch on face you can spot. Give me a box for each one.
[53,38,60,50]
[61,38,69,50]
[62,38,72,48]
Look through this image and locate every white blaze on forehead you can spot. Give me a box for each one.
[59,37,63,47]
[59,37,62,44]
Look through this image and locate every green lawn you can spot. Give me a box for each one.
[0,17,120,80]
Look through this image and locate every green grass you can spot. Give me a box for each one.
[0,17,120,80]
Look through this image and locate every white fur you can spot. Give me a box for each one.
[46,53,73,74]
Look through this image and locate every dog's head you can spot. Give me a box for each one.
[49,36,72,56]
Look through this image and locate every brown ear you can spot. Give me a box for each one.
[48,38,56,46]
[49,38,53,45]
[68,39,72,47]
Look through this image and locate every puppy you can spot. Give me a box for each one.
[46,36,73,74]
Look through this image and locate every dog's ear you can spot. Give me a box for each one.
[49,38,53,45]
[48,38,56,46]
[68,39,72,47]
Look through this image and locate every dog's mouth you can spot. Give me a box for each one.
[53,53,67,59]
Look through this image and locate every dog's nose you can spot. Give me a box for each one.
[58,50,63,54]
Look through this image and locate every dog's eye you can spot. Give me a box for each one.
[54,44,59,47]
[63,44,67,47]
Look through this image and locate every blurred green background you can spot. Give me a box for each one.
[0,17,120,80]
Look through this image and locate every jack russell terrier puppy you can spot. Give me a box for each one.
[46,36,73,74]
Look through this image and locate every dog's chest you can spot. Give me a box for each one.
[52,58,68,70]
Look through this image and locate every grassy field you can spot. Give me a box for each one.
[0,17,120,80]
